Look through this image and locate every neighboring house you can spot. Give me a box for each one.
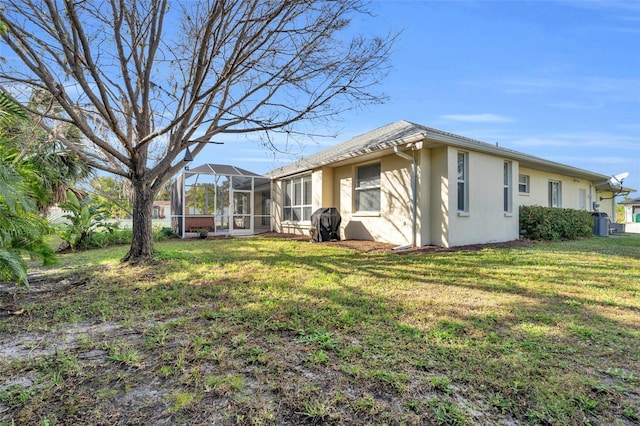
[153,200,171,220]
[268,120,630,248]
[619,197,640,233]
[50,199,172,229]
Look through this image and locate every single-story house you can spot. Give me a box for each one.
[268,120,631,247]
[619,197,640,233]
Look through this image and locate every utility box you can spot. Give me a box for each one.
[592,212,609,237]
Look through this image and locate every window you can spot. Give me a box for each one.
[519,174,530,193]
[283,175,312,222]
[578,189,587,210]
[355,162,381,212]
[457,152,468,212]
[548,181,562,208]
[504,162,512,213]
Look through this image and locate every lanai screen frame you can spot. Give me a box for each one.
[171,164,272,238]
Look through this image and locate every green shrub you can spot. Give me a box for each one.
[155,227,177,240]
[57,191,115,250]
[55,224,178,251]
[519,206,593,241]
[84,227,133,248]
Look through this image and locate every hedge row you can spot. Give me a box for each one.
[519,205,593,241]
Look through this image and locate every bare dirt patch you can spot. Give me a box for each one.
[2,235,636,425]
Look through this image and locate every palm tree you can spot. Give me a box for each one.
[4,89,92,210]
[0,92,55,286]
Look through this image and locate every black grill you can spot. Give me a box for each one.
[310,208,341,242]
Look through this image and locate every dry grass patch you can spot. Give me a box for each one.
[1,235,639,425]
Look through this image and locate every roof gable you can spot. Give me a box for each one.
[187,163,264,177]
[268,120,425,177]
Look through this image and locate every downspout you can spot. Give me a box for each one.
[393,146,416,249]
[181,171,186,238]
[270,178,274,232]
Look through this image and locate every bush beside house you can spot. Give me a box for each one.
[520,206,593,241]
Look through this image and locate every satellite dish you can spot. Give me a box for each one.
[609,172,629,187]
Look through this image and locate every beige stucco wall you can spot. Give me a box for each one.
[444,147,519,247]
[271,145,612,246]
[416,148,431,246]
[272,156,413,245]
[271,179,285,233]
[321,167,334,207]
[316,144,520,248]
[597,194,615,219]
[518,167,595,210]
[311,169,324,209]
[429,146,448,247]
[333,154,413,246]
[517,167,616,217]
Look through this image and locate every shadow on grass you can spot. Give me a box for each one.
[156,236,639,421]
[3,235,638,425]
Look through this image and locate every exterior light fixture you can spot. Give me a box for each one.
[182,140,223,163]
[183,146,194,162]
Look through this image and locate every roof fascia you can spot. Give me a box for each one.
[272,124,616,186]
[270,133,425,179]
[423,130,610,183]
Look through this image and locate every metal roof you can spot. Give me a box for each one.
[267,120,623,189]
[185,164,265,178]
[618,197,640,205]
[267,120,425,178]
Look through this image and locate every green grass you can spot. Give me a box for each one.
[1,234,639,425]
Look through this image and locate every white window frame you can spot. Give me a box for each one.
[504,161,512,213]
[457,152,469,212]
[548,180,562,208]
[518,174,530,194]
[355,162,381,213]
[282,174,312,222]
[578,189,587,210]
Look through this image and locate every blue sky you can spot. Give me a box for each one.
[201,0,640,194]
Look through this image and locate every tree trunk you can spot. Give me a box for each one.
[122,178,155,263]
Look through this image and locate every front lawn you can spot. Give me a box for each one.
[1,235,638,425]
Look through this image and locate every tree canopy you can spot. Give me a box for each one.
[0,0,396,261]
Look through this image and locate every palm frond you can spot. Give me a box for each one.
[0,91,27,122]
[0,248,28,286]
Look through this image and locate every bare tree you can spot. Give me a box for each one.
[0,0,395,262]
